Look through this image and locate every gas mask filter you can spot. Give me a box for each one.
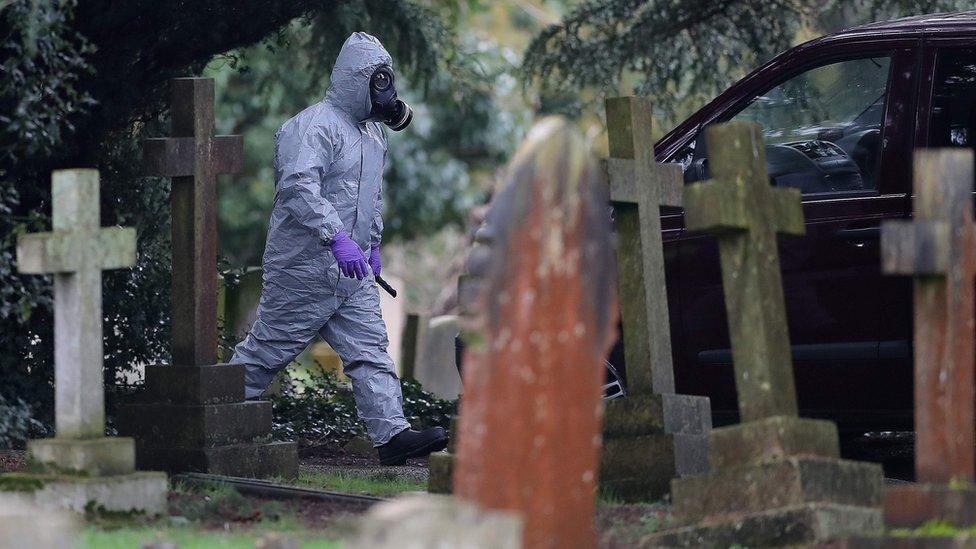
[369,65,413,131]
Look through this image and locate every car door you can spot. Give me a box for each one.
[669,45,918,430]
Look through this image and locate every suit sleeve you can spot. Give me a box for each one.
[275,125,344,244]
[369,146,386,247]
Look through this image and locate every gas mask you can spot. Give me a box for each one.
[369,65,413,131]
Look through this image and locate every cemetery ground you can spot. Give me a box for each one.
[0,444,678,547]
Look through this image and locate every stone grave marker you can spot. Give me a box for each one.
[416,315,462,398]
[648,121,883,547]
[118,77,297,478]
[0,169,167,514]
[399,313,427,381]
[454,117,618,548]
[874,149,976,531]
[600,96,712,501]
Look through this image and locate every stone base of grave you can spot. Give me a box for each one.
[29,437,135,477]
[0,471,168,515]
[599,392,711,502]
[133,441,298,479]
[428,452,454,494]
[118,363,297,478]
[646,503,882,547]
[647,415,884,547]
[427,418,457,494]
[883,483,976,528]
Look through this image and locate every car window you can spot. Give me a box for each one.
[928,49,976,148]
[682,56,891,198]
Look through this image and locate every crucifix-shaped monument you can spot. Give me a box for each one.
[143,77,243,365]
[650,122,883,547]
[1,169,167,513]
[879,149,976,528]
[119,77,296,478]
[599,96,711,501]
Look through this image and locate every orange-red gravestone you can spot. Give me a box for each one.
[453,117,618,549]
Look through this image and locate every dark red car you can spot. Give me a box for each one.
[639,12,976,433]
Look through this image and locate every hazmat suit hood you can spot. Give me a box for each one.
[326,32,394,122]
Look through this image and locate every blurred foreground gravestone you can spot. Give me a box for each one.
[348,495,521,549]
[648,122,883,547]
[841,150,976,547]
[453,117,618,548]
[0,170,167,514]
[118,77,297,478]
[600,96,712,501]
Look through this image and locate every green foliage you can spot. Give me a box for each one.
[522,0,971,123]
[296,470,426,496]
[0,394,44,448]
[0,472,46,492]
[270,368,456,449]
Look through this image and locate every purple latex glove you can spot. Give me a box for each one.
[368,245,382,277]
[331,231,369,279]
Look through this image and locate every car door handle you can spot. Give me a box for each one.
[833,227,880,241]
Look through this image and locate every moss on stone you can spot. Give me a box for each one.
[0,473,48,492]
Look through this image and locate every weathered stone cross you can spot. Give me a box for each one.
[17,170,137,438]
[143,77,243,366]
[683,121,805,422]
[605,96,683,395]
[882,149,976,484]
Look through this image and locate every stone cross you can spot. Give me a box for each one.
[143,77,243,366]
[16,170,136,438]
[881,149,976,484]
[605,96,684,395]
[454,117,617,548]
[683,121,805,422]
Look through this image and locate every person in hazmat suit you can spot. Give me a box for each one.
[231,32,448,466]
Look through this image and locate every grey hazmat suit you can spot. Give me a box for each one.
[231,32,410,446]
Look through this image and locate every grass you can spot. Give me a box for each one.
[82,526,340,548]
[296,470,426,497]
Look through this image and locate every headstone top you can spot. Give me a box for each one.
[455,117,616,548]
[603,95,682,395]
[683,121,804,421]
[882,148,976,484]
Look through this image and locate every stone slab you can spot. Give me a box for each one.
[884,482,976,528]
[645,503,881,548]
[415,315,461,399]
[427,452,454,494]
[709,415,839,470]
[662,393,712,435]
[143,363,244,404]
[600,433,675,502]
[29,437,134,477]
[347,494,522,549]
[671,457,883,525]
[0,504,79,548]
[117,400,271,447]
[603,394,666,438]
[672,433,709,477]
[134,441,297,478]
[0,471,168,515]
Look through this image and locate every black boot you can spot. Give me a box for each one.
[377,427,449,466]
